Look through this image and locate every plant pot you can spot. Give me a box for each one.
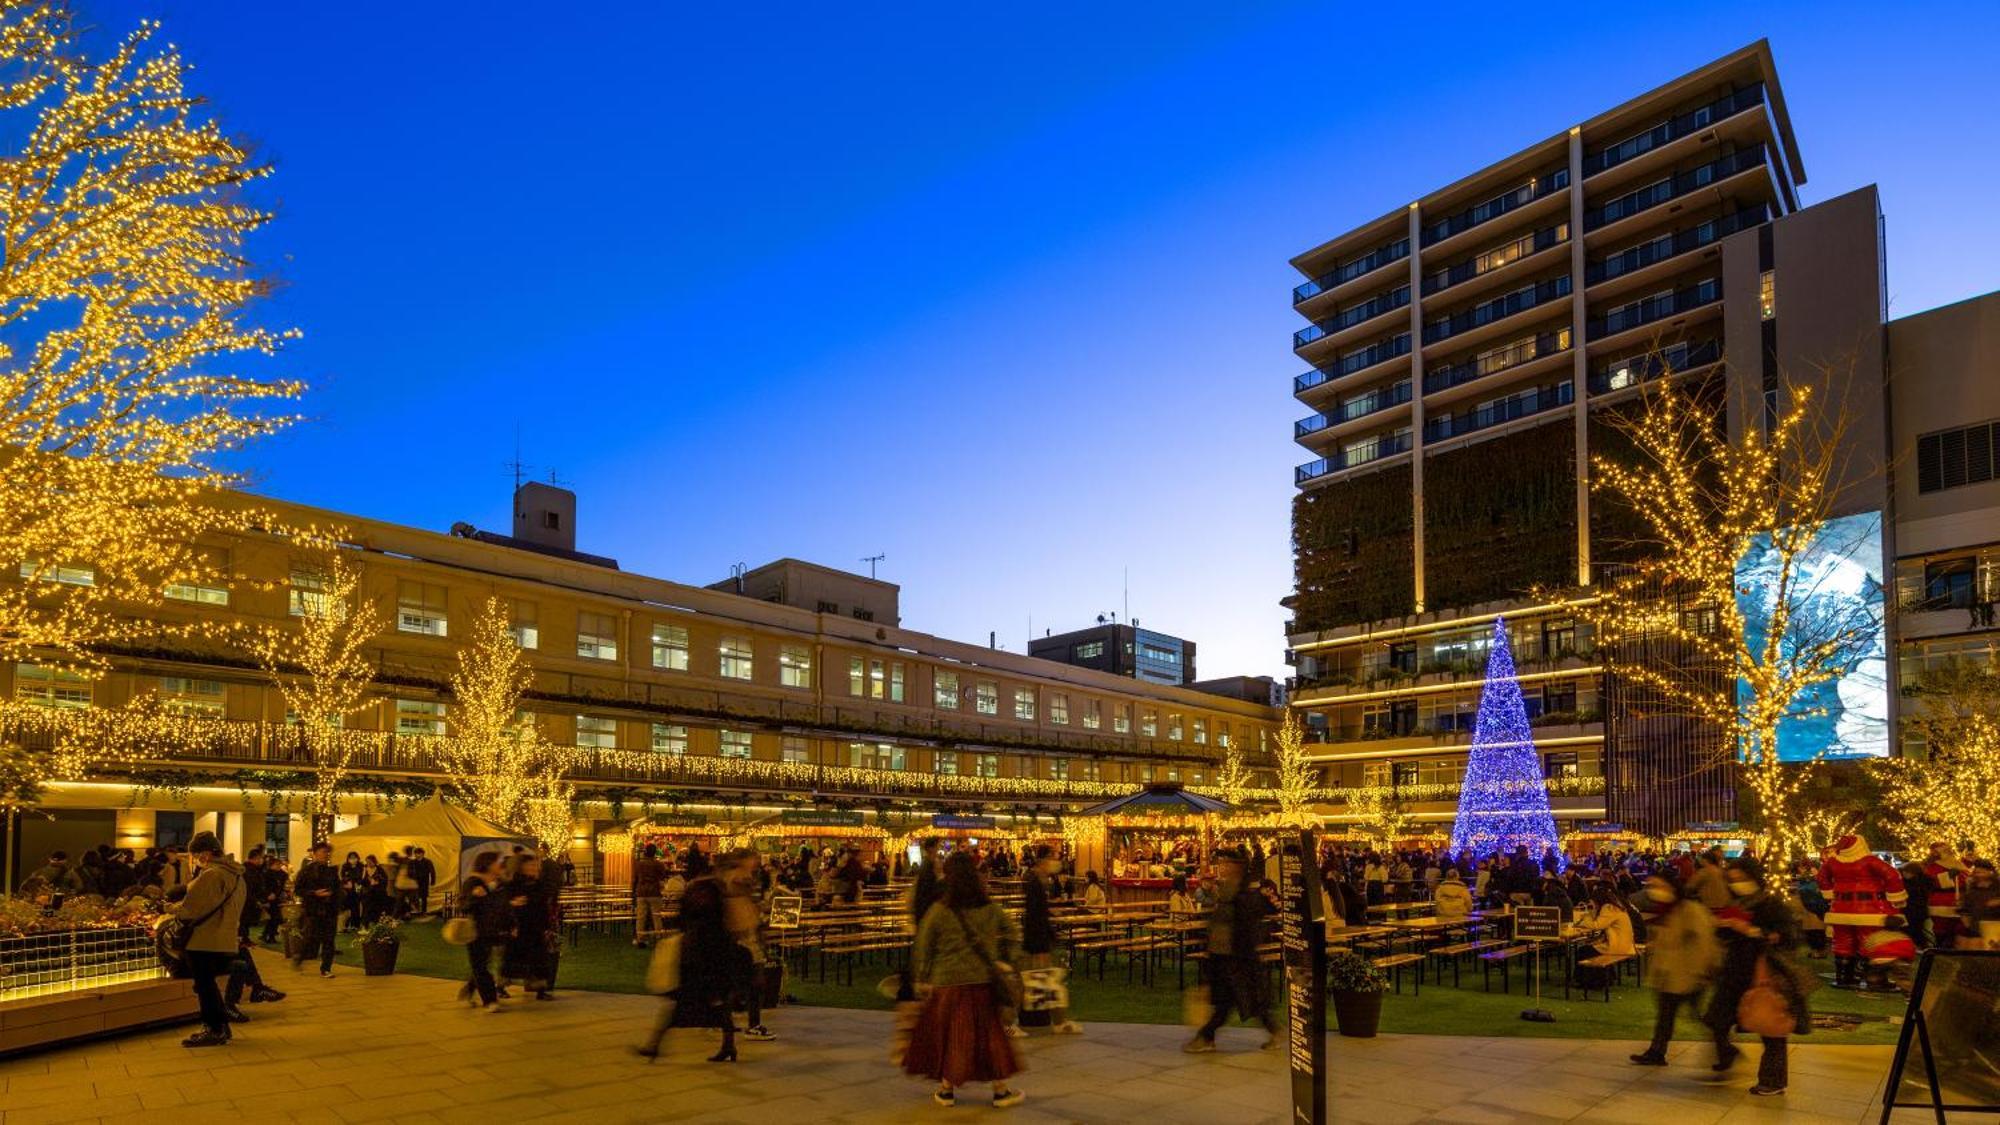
[361,939,400,976]
[1332,989,1382,1038]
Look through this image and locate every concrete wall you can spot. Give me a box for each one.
[1888,290,2000,556]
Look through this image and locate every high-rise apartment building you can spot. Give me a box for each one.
[1283,42,1906,839]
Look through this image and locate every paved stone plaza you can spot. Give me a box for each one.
[0,972,1921,1123]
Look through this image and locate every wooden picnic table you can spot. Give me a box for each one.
[1365,901,1435,917]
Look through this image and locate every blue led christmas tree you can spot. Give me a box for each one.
[1448,617,1560,861]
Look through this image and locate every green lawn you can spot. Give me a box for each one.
[330,919,1907,1043]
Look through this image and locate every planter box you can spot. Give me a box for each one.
[0,978,197,1055]
[361,940,400,976]
[1331,989,1382,1038]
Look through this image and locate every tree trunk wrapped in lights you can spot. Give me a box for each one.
[0,1,301,675]
[440,598,580,833]
[1580,372,1882,867]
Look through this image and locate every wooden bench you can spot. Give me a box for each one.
[1479,946,1532,993]
[1371,953,1425,995]
[1428,939,1505,987]
[1576,953,1634,1001]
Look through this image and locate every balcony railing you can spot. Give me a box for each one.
[1422,276,1571,345]
[1587,338,1721,394]
[1589,278,1721,340]
[1293,332,1412,394]
[1422,223,1568,295]
[1296,430,1412,485]
[1584,145,1768,231]
[1584,83,1767,177]
[1293,285,1411,349]
[1424,328,1571,395]
[1421,167,1570,246]
[1424,380,1573,442]
[1586,206,1769,285]
[1293,237,1411,304]
[1296,381,1412,437]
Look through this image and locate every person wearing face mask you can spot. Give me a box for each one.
[1701,856,1808,1097]
[1959,859,1999,948]
[1629,869,1721,1068]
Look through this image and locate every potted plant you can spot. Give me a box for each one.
[1326,950,1387,1038]
[278,901,306,962]
[357,917,401,976]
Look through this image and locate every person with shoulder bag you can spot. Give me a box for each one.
[1703,855,1809,1098]
[1185,848,1279,1053]
[454,851,512,1011]
[169,832,246,1048]
[1629,870,1721,1067]
[904,851,1025,1109]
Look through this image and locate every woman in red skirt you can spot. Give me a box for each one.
[905,850,1026,1108]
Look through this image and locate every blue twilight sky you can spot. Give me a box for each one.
[91,1,2000,679]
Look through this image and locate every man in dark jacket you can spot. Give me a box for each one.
[910,838,943,925]
[238,847,268,941]
[1186,849,1277,1052]
[290,841,341,977]
[258,857,289,943]
[1012,846,1082,1036]
[407,848,437,917]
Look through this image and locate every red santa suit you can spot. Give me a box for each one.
[1819,834,1908,965]
[1922,847,1964,946]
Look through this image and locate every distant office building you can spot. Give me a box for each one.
[707,558,901,626]
[1030,623,1195,686]
[1189,675,1289,707]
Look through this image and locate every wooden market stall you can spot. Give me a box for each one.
[1071,784,1234,905]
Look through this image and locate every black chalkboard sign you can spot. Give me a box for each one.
[1879,948,2000,1123]
[1277,831,1326,1125]
[1514,905,1562,940]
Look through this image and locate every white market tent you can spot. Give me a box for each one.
[327,797,532,909]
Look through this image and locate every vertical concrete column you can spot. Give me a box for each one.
[1568,127,1592,587]
[220,812,247,859]
[1407,203,1427,613]
[194,811,221,841]
[286,815,313,862]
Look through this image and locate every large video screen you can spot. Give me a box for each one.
[1734,510,1889,760]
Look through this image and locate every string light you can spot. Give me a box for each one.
[1270,710,1316,824]
[437,597,581,839]
[1873,672,2000,858]
[253,546,383,827]
[1448,618,1560,860]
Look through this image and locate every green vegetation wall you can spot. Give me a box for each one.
[1423,424,1576,607]
[1292,463,1414,632]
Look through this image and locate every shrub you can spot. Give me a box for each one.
[1326,949,1387,993]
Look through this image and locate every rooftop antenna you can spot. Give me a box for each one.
[861,553,886,579]
[505,425,532,494]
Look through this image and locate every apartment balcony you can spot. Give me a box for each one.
[1420,166,1570,250]
[1421,222,1569,300]
[1584,83,1768,181]
[1421,275,1571,348]
[1586,205,1769,291]
[1296,430,1412,486]
[1423,328,1572,399]
[1293,332,1412,400]
[1293,285,1411,354]
[1587,277,1722,343]
[1584,145,1772,243]
[1295,380,1412,443]
[1293,237,1411,308]
[1587,338,1721,396]
[1424,380,1573,444]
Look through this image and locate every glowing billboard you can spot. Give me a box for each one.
[1734,510,1889,760]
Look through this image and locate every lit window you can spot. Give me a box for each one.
[651,623,689,670]
[1193,718,1207,745]
[1049,693,1069,725]
[1759,270,1776,321]
[718,636,754,681]
[650,723,688,755]
[890,662,905,703]
[1141,764,1156,783]
[288,569,334,618]
[779,645,812,688]
[869,660,886,699]
[18,561,94,586]
[510,600,539,650]
[396,580,449,637]
[782,737,811,764]
[1013,688,1036,721]
[1217,724,1231,749]
[1141,709,1158,737]
[849,657,866,697]
[973,753,1000,778]
[1167,713,1183,741]
[719,729,753,759]
[395,698,446,736]
[1051,759,1070,782]
[1074,640,1104,660]
[575,714,618,750]
[284,709,343,729]
[1115,704,1132,734]
[165,582,229,607]
[849,742,904,771]
[934,751,959,776]
[1081,760,1100,782]
[935,670,960,709]
[158,676,225,717]
[14,663,90,709]
[577,612,619,661]
[974,681,998,716]
[1082,699,1101,730]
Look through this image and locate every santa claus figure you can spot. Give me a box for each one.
[1921,841,1965,948]
[1819,834,1908,989]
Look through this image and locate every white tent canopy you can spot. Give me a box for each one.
[326,797,532,909]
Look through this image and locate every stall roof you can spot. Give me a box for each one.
[1074,784,1231,819]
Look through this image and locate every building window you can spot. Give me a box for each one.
[850,742,905,771]
[1192,718,1207,745]
[851,607,874,622]
[395,580,449,637]
[14,663,91,709]
[849,657,866,697]
[1081,699,1101,730]
[779,645,812,688]
[816,600,839,614]
[575,714,618,750]
[1141,764,1156,783]
[973,753,1000,778]
[934,751,959,776]
[1140,709,1158,738]
[577,612,619,661]
[288,568,334,618]
[1758,270,1775,320]
[395,698,446,737]
[158,676,225,717]
[1051,758,1070,782]
[165,581,229,607]
[890,662,905,703]
[1167,713,1183,741]
[973,681,998,715]
[18,561,95,587]
[650,723,688,755]
[1217,724,1231,749]
[1049,693,1069,725]
[1915,421,1999,495]
[510,599,539,650]
[1074,640,1104,660]
[935,670,960,710]
[1115,704,1132,734]
[719,730,753,759]
[1013,687,1036,721]
[718,636,754,680]
[869,660,886,699]
[1080,760,1100,782]
[1544,751,1580,779]
[651,623,688,670]
[782,737,811,764]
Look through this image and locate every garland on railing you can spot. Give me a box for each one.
[1328,775,1603,805]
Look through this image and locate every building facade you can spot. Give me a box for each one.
[1028,622,1196,686]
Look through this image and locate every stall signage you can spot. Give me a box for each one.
[932,815,996,830]
[769,894,803,930]
[780,810,865,828]
[1514,905,1563,940]
[651,812,708,828]
[1682,820,1740,833]
[1277,829,1327,1125]
[1578,822,1625,834]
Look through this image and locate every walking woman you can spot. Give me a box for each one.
[502,854,554,999]
[458,851,512,1012]
[905,850,1025,1108]
[359,855,390,924]
[1628,870,1720,1067]
[339,851,365,931]
[633,856,749,1062]
[1704,855,1810,1097]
